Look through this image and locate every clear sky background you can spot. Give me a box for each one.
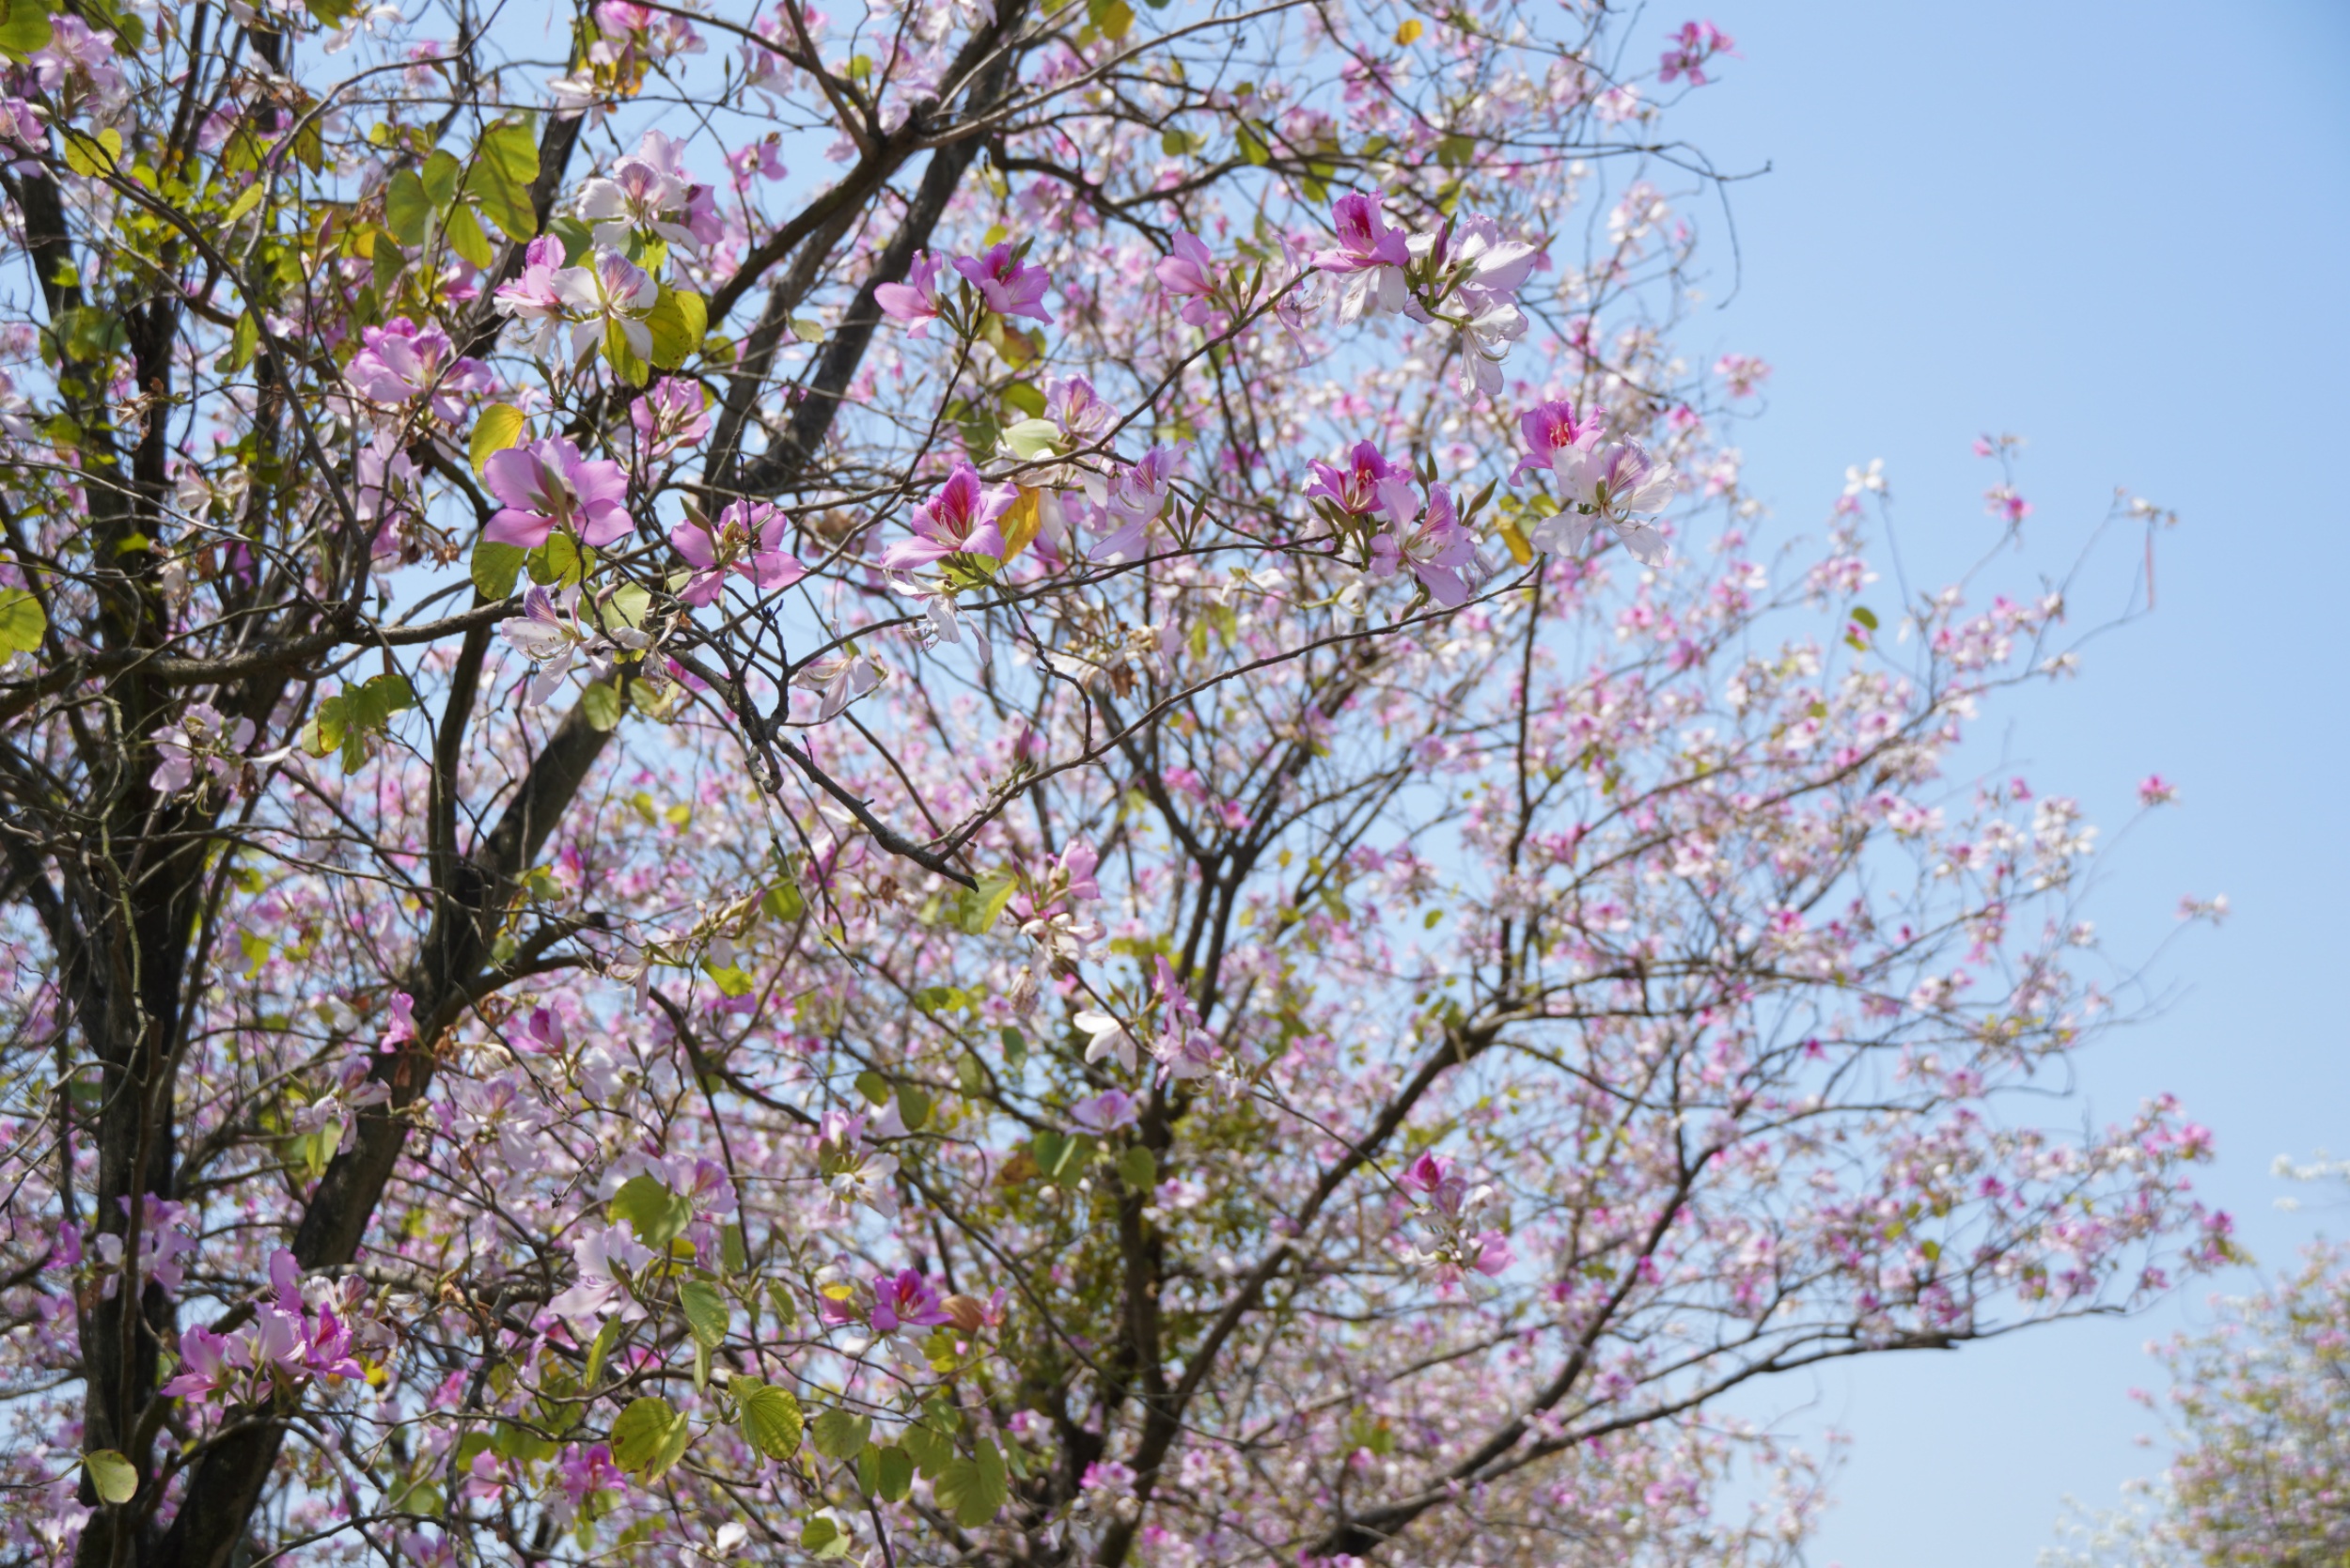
[1652,2,2350,1562]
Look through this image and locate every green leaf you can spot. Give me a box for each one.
[608,1395,691,1481]
[84,1449,135,1505]
[384,168,431,248]
[0,0,55,64]
[700,957,754,997]
[1118,1145,1156,1191]
[0,587,45,653]
[1851,604,1880,630]
[1086,0,1133,40]
[468,120,540,242]
[529,530,589,588]
[679,1279,728,1349]
[60,128,122,179]
[999,1026,1028,1071]
[470,404,526,476]
[789,318,825,343]
[584,1315,620,1388]
[419,149,462,212]
[1000,417,1063,461]
[445,201,496,269]
[222,311,258,374]
[735,1379,804,1460]
[897,1084,932,1133]
[1000,382,1046,418]
[800,1516,850,1559]
[604,317,650,386]
[948,870,1019,935]
[644,287,704,370]
[854,1070,892,1106]
[581,679,624,732]
[471,539,525,601]
[809,1408,871,1460]
[603,583,653,631]
[874,1444,915,1502]
[608,1173,693,1247]
[902,1422,955,1478]
[761,883,806,922]
[222,180,265,226]
[933,1438,1008,1527]
[1031,1131,1066,1178]
[1236,121,1271,165]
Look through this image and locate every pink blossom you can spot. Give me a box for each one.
[494,236,570,353]
[1659,21,1736,86]
[884,463,1012,569]
[2138,774,2177,808]
[1089,445,1186,561]
[482,436,634,548]
[1510,398,1608,486]
[875,250,947,337]
[1530,440,1678,567]
[1370,481,1478,607]
[1070,1089,1140,1133]
[149,702,256,796]
[952,242,1054,324]
[629,376,711,463]
[552,249,660,361]
[344,318,490,422]
[671,501,806,605]
[1316,190,1412,320]
[162,1324,234,1402]
[870,1268,950,1334]
[1154,232,1219,326]
[1307,440,1411,524]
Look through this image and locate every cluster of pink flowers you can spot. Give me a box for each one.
[1397,1153,1515,1292]
[1512,398,1681,566]
[877,242,1056,337]
[1659,20,1737,86]
[164,1251,374,1412]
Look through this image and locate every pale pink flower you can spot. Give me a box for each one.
[884,463,1012,570]
[952,242,1054,324]
[875,250,947,337]
[1154,232,1219,326]
[482,436,634,548]
[671,501,805,605]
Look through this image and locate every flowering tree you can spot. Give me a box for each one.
[2045,1175,2350,1568]
[0,2,2231,1566]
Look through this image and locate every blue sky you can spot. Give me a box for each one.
[1658,2,2350,1561]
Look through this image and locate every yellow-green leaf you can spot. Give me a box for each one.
[61,127,120,179]
[384,168,431,248]
[608,1396,691,1481]
[0,0,54,64]
[809,1407,870,1460]
[469,404,526,475]
[604,318,650,386]
[735,1379,804,1460]
[419,149,461,211]
[581,679,624,731]
[679,1279,728,1349]
[932,1438,1008,1527]
[468,120,540,242]
[84,1450,135,1505]
[445,201,496,269]
[0,587,45,653]
[470,539,525,601]
[644,287,706,370]
[608,1174,692,1247]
